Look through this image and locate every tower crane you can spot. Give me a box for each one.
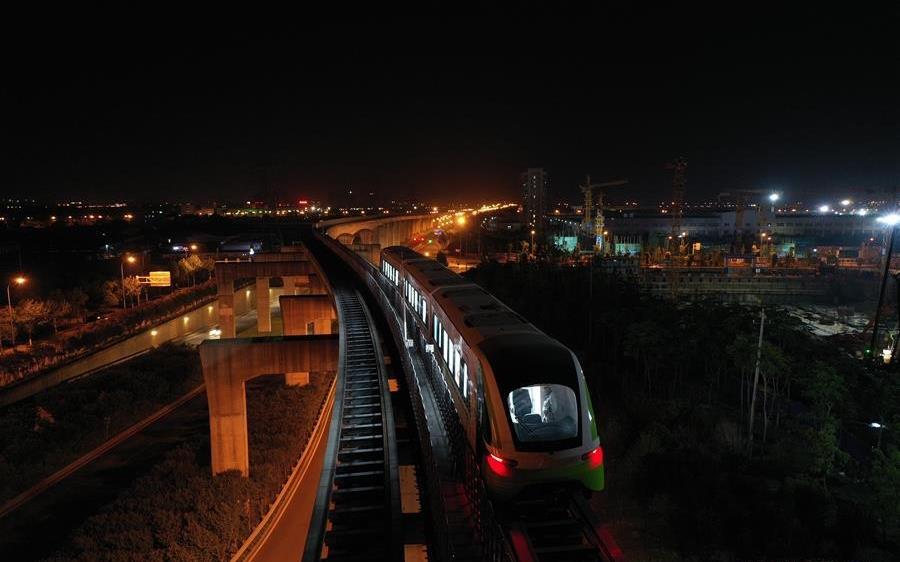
[579,175,628,252]
[665,158,688,249]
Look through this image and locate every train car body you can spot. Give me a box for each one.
[379,246,604,500]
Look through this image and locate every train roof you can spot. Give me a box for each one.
[478,333,578,393]
[382,246,424,263]
[382,245,546,343]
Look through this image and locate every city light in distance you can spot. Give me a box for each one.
[818,205,830,213]
[840,199,851,206]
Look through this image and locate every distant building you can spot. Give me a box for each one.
[521,168,550,235]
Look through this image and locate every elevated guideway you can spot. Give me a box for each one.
[314,227,625,562]
[302,231,403,562]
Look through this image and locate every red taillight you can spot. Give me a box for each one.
[486,453,517,476]
[582,446,604,469]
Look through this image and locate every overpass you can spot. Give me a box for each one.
[318,213,436,264]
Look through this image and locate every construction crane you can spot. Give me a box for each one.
[579,175,628,252]
[665,158,688,245]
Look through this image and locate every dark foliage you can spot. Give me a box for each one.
[0,343,202,504]
[42,372,334,562]
[468,261,900,561]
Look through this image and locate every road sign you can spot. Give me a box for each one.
[148,271,171,287]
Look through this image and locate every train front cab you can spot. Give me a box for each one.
[477,335,604,500]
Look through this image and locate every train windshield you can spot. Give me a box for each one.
[507,384,578,443]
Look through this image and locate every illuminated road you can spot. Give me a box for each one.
[0,287,293,406]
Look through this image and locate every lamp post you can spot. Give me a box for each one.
[7,276,26,349]
[530,229,536,257]
[121,255,137,310]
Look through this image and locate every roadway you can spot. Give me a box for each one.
[0,287,260,406]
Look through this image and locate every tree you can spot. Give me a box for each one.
[801,361,845,421]
[102,280,121,308]
[66,288,89,324]
[46,290,73,334]
[15,299,50,347]
[124,276,143,307]
[178,255,203,286]
[869,448,900,543]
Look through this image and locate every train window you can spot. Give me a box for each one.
[506,384,578,443]
[461,359,468,399]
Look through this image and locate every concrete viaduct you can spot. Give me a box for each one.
[319,213,435,264]
[199,245,338,476]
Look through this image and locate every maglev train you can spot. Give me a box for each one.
[379,246,604,500]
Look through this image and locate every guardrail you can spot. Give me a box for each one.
[231,377,337,561]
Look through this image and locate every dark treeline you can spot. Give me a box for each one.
[42,372,334,562]
[467,261,900,562]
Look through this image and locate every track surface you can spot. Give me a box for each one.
[303,233,401,562]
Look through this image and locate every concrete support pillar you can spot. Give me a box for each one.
[219,291,236,338]
[280,294,336,335]
[291,274,325,295]
[206,379,249,475]
[308,274,326,294]
[285,371,310,386]
[200,336,339,476]
[256,277,271,333]
[282,276,300,295]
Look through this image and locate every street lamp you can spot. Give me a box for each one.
[870,421,887,450]
[7,276,26,349]
[530,229,536,257]
[121,255,137,310]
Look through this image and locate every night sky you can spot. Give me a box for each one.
[3,8,899,206]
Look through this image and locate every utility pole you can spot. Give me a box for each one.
[586,253,594,366]
[748,307,765,455]
[870,223,897,357]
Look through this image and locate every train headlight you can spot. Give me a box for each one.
[581,446,604,469]
[486,453,517,477]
